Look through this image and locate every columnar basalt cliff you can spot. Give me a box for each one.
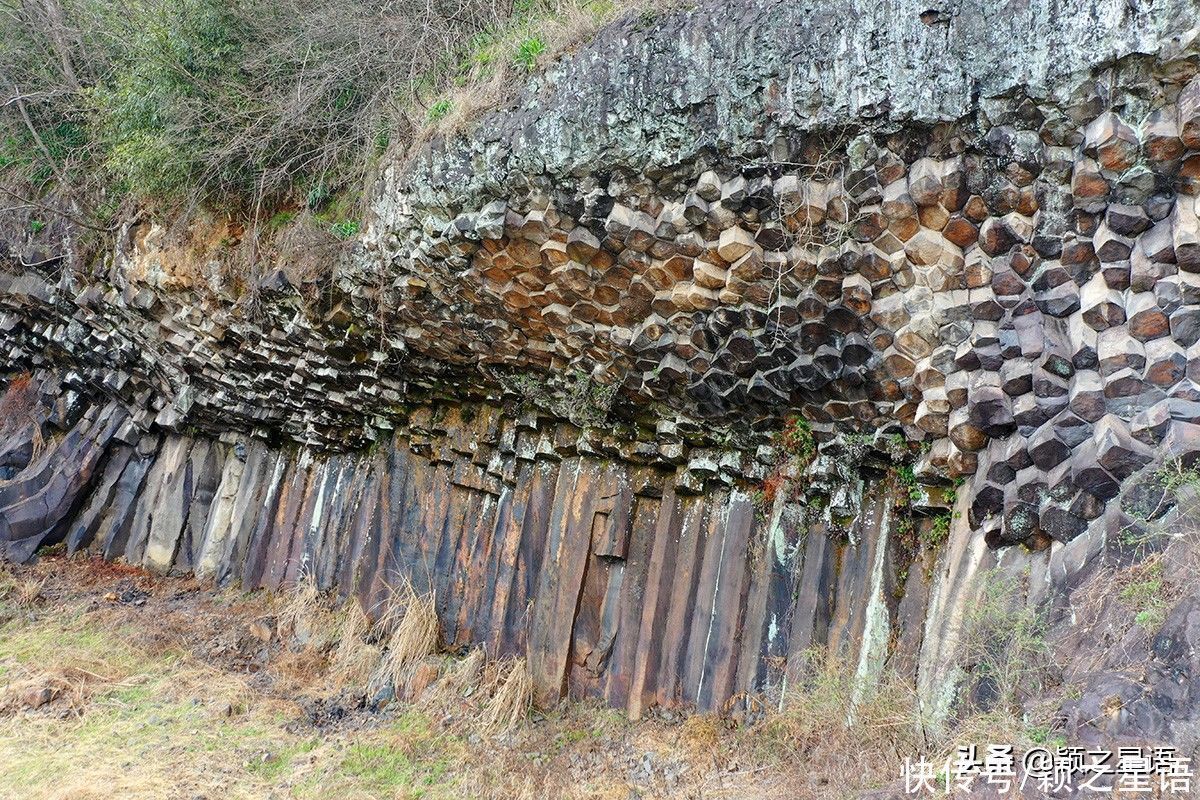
[4,0,1200,731]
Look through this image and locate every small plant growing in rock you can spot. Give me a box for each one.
[753,472,786,513]
[1155,458,1200,494]
[778,415,815,465]
[0,371,43,455]
[633,9,659,31]
[750,415,820,518]
[504,369,618,429]
[306,184,331,211]
[927,512,951,550]
[749,487,767,514]
[896,465,921,503]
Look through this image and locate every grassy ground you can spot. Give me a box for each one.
[0,555,794,800]
[0,551,1067,800]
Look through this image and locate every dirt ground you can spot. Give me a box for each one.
[0,553,816,800]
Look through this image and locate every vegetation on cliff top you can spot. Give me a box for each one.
[0,0,632,225]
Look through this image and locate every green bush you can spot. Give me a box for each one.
[2,0,512,209]
[896,464,920,503]
[88,0,242,197]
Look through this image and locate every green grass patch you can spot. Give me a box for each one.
[335,737,455,797]
[1120,560,1169,630]
[294,711,466,799]
[329,220,360,239]
[427,99,453,121]
[0,610,148,676]
[268,210,297,230]
[513,35,547,69]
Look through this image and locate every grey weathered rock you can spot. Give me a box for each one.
[5,0,1200,725]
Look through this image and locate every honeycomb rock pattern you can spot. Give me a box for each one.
[365,51,1200,548]
[5,0,1200,719]
[2,0,1200,554]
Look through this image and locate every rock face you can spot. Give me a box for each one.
[0,381,937,717]
[369,0,1200,550]
[4,0,1200,718]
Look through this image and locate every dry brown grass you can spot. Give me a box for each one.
[679,713,721,762]
[430,647,485,701]
[0,562,16,601]
[276,575,339,650]
[0,555,1059,800]
[0,608,145,719]
[269,213,345,294]
[0,372,43,457]
[14,577,45,608]
[482,656,533,733]
[752,652,927,797]
[329,599,382,691]
[275,580,445,700]
[376,585,440,696]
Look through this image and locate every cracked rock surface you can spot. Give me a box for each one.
[4,0,1200,718]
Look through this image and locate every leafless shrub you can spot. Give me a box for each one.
[1,0,511,210]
